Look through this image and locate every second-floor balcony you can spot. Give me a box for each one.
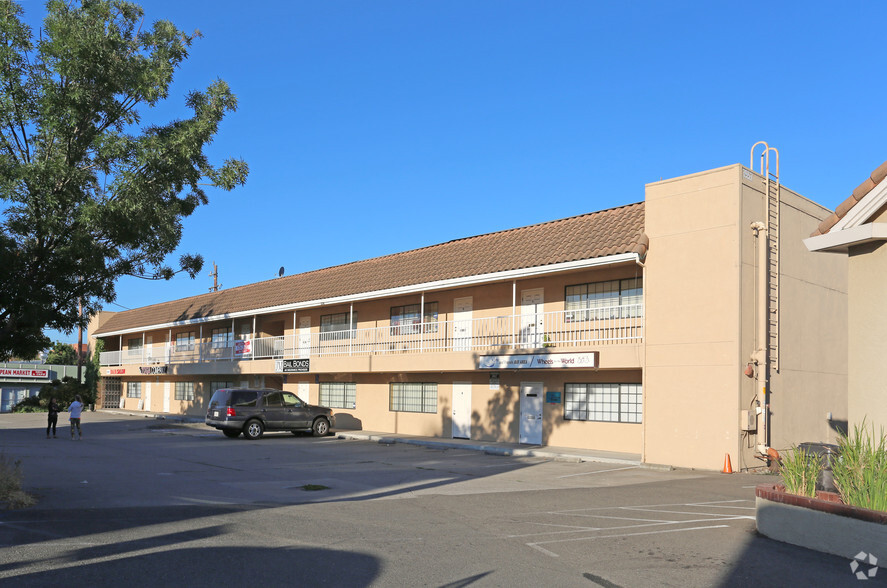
[100,305,643,367]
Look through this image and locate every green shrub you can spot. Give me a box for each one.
[38,376,94,409]
[11,396,43,413]
[832,422,887,512]
[779,446,822,498]
[0,452,35,509]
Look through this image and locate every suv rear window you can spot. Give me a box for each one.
[230,390,258,407]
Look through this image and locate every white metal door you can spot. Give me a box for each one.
[520,288,544,348]
[452,382,471,439]
[453,297,473,351]
[298,317,311,358]
[519,382,543,444]
[144,381,152,411]
[163,382,170,413]
[298,381,310,404]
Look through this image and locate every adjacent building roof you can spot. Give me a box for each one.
[94,202,648,336]
[811,161,887,236]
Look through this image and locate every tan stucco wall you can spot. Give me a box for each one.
[644,166,745,470]
[765,186,848,451]
[644,165,847,471]
[848,241,887,433]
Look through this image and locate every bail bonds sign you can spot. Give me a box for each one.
[477,352,599,370]
[275,359,309,373]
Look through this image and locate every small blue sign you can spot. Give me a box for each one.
[546,391,562,404]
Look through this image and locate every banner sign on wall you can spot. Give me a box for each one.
[0,368,49,378]
[477,352,599,370]
[234,339,252,356]
[138,366,168,375]
[275,359,309,373]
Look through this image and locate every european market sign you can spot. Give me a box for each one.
[477,352,598,370]
[0,368,49,378]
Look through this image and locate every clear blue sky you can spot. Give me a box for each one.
[25,0,884,343]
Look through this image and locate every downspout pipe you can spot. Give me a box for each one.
[750,221,770,457]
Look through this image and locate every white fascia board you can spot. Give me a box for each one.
[831,177,887,231]
[97,252,641,337]
[804,223,887,253]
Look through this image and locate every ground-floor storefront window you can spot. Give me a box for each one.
[564,383,641,423]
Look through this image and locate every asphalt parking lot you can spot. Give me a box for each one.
[0,412,870,587]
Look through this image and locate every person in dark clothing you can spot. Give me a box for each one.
[46,396,59,439]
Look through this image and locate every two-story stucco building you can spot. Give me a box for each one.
[90,162,849,470]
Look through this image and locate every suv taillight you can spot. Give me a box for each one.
[226,407,236,417]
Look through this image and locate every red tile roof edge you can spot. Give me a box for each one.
[812,161,887,236]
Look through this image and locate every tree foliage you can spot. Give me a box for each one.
[0,0,248,360]
[45,340,76,364]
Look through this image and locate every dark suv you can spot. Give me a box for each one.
[205,388,335,440]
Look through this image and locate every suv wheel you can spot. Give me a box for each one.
[244,419,264,440]
[312,417,330,437]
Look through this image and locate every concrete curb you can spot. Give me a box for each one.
[336,431,641,465]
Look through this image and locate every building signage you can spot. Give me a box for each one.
[234,339,252,356]
[108,368,125,375]
[276,359,309,373]
[138,366,168,375]
[0,368,49,378]
[477,352,599,370]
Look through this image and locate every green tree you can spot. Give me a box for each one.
[0,0,248,360]
[45,340,77,364]
[85,337,102,401]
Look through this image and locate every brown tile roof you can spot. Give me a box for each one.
[812,161,887,236]
[94,202,647,335]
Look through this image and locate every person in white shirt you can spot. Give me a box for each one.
[69,395,84,440]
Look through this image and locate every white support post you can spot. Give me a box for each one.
[511,281,517,349]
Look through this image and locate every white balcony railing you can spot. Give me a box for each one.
[100,305,643,366]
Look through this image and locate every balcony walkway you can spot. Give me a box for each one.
[100,306,644,367]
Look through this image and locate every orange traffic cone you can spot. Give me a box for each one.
[722,453,733,474]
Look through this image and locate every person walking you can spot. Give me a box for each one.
[69,394,84,440]
[46,396,59,439]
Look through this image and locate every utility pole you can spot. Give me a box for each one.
[209,262,221,292]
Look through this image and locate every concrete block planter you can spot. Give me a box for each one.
[756,483,887,568]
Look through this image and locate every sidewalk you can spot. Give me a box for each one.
[100,409,643,466]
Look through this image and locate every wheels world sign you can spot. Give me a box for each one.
[0,368,49,378]
[477,352,599,370]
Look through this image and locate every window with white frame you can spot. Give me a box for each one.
[320,312,357,340]
[564,383,642,423]
[389,382,437,413]
[175,331,195,351]
[175,381,195,401]
[318,382,356,409]
[127,337,143,356]
[390,303,439,335]
[211,327,233,349]
[565,278,643,320]
[126,381,142,398]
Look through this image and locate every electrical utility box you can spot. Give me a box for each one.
[740,410,757,432]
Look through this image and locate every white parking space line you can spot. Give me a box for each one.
[556,465,639,478]
[527,524,731,557]
[502,499,755,558]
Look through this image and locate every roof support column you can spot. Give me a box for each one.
[511,281,517,349]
